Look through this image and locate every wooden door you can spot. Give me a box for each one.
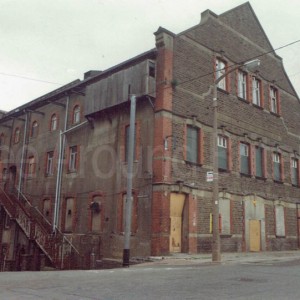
[170,193,185,253]
[249,219,261,252]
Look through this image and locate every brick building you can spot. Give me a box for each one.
[1,2,300,271]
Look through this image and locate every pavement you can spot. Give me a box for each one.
[132,250,300,268]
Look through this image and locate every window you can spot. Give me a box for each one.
[270,86,279,114]
[31,121,38,138]
[14,128,20,144]
[118,193,138,234]
[273,152,282,181]
[46,151,54,176]
[187,126,199,164]
[275,205,285,237]
[291,158,299,186]
[218,135,228,170]
[148,61,155,78]
[240,143,250,175]
[216,58,227,90]
[68,146,78,172]
[73,105,81,124]
[125,125,136,162]
[255,146,264,178]
[27,156,35,177]
[252,77,261,106]
[50,114,57,131]
[238,70,247,100]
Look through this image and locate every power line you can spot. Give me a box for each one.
[0,71,62,85]
[176,39,300,88]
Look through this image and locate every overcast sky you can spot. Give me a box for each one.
[1,0,300,112]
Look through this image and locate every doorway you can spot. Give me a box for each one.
[249,219,261,252]
[169,193,185,253]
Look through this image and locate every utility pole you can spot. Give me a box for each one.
[123,95,136,267]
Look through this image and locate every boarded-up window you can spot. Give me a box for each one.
[275,205,285,237]
[91,196,102,233]
[219,199,231,234]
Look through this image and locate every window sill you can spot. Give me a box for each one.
[67,170,77,174]
[217,87,229,95]
[270,111,280,117]
[237,97,249,103]
[240,173,251,178]
[275,235,286,238]
[218,168,229,173]
[255,176,267,181]
[292,184,300,188]
[45,174,54,178]
[252,103,264,110]
[118,232,136,236]
[185,160,202,167]
[220,234,232,238]
[273,180,284,184]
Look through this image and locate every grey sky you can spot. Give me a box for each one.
[1,0,300,111]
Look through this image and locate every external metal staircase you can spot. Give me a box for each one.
[0,185,83,270]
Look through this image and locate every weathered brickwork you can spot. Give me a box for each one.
[1,3,299,271]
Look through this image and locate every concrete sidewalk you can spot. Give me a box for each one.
[133,250,300,267]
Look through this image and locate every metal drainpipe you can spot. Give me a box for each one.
[18,111,29,199]
[123,95,136,267]
[53,96,69,233]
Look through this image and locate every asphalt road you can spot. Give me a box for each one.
[1,259,300,299]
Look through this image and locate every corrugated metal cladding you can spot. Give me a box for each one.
[85,59,156,115]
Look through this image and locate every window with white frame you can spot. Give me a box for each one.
[73,105,81,124]
[275,205,285,237]
[69,146,78,172]
[216,58,227,90]
[238,70,247,99]
[218,135,228,170]
[240,143,250,175]
[270,86,278,114]
[252,77,261,106]
[273,152,282,181]
[50,114,57,131]
[28,156,35,177]
[31,121,38,138]
[14,128,20,144]
[46,151,54,176]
